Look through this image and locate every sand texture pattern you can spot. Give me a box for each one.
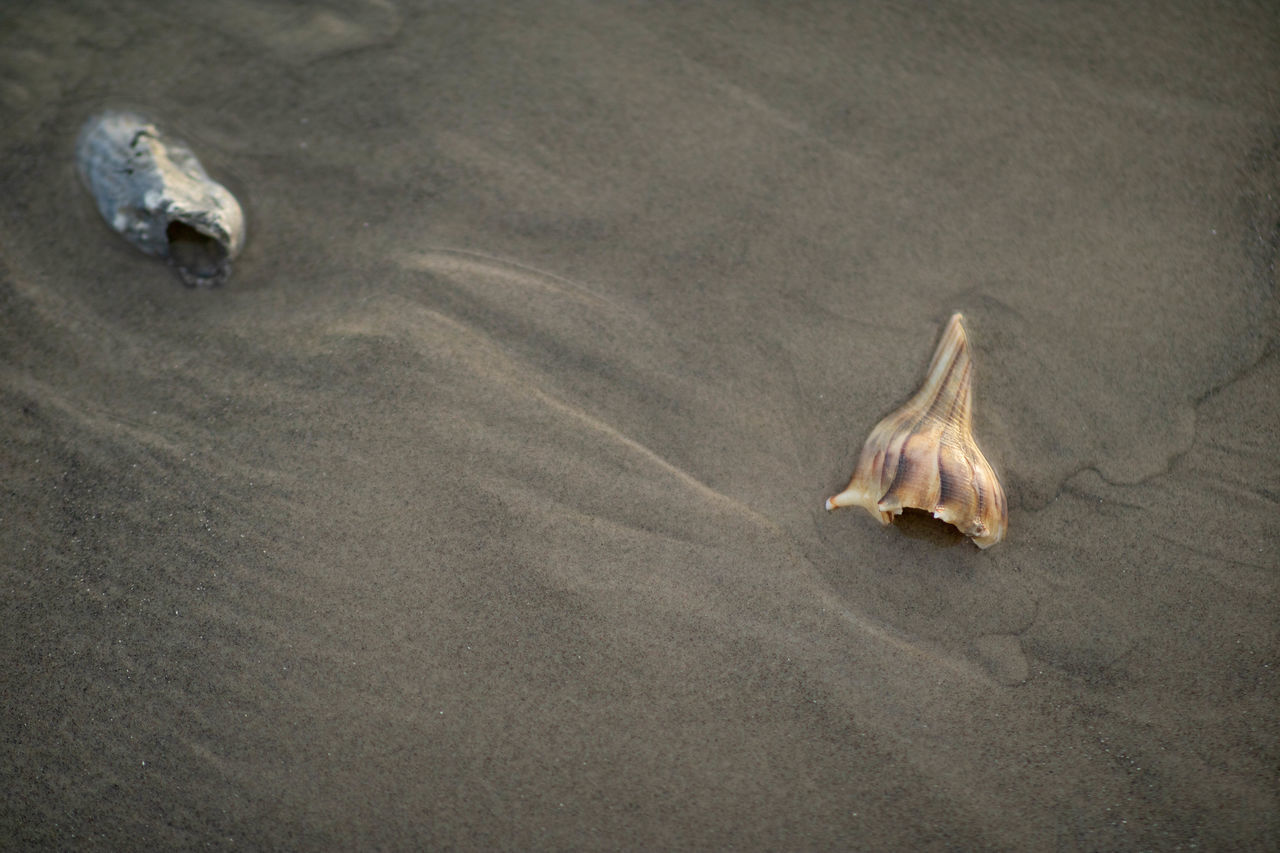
[2,1,1277,849]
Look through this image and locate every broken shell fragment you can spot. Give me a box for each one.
[826,313,1008,548]
[76,110,245,286]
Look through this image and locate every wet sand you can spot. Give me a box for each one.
[2,1,1277,848]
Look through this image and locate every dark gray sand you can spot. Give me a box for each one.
[2,1,1278,848]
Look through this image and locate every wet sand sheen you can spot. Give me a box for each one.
[1,1,1277,849]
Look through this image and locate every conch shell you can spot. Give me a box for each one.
[76,110,245,286]
[826,312,1007,548]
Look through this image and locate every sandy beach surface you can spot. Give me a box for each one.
[2,1,1277,849]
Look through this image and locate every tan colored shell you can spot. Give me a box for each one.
[825,313,1008,548]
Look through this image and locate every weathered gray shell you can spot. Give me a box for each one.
[76,111,245,286]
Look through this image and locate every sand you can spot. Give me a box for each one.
[2,1,1277,848]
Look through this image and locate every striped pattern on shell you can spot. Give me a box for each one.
[826,313,1008,549]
